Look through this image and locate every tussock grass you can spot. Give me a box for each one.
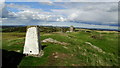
[2,30,119,66]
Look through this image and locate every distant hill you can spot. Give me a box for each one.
[1,25,119,33]
[1,26,69,33]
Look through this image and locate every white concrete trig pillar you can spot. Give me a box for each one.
[23,26,41,56]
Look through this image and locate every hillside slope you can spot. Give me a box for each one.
[2,30,119,66]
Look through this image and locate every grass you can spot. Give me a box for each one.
[1,29,119,66]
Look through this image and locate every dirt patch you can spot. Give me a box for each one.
[71,63,86,66]
[52,52,69,59]
[47,52,70,66]
[91,35,103,39]
[42,33,51,36]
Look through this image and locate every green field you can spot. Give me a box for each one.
[1,29,119,66]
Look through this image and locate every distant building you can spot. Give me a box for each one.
[70,26,75,32]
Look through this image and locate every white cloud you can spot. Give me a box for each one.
[50,2,118,25]
[2,3,68,22]
[0,0,6,18]
[5,0,120,2]
[1,2,119,30]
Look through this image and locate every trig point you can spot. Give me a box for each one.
[23,26,43,57]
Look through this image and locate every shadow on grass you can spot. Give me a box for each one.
[1,49,25,68]
[41,45,47,50]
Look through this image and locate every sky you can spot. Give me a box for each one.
[0,0,119,30]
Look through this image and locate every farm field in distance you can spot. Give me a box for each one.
[1,26,119,66]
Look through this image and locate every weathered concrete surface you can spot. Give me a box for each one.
[23,26,41,55]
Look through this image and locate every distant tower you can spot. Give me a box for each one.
[70,25,75,32]
[23,26,42,56]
